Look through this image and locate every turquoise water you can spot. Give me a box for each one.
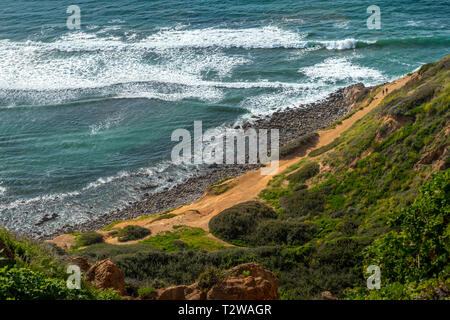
[0,0,449,236]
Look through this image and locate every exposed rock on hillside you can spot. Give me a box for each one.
[68,256,91,273]
[85,258,126,295]
[154,263,279,300]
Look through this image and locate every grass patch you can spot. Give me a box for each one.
[207,176,234,189]
[140,226,227,252]
[210,182,236,195]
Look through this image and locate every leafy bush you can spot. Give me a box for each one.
[0,266,90,300]
[137,286,156,299]
[287,162,320,184]
[117,225,151,242]
[280,188,325,218]
[280,133,319,158]
[77,231,104,247]
[364,170,449,283]
[197,267,227,291]
[1,228,67,279]
[251,220,318,246]
[209,201,277,243]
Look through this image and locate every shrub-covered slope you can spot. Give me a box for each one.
[0,228,120,300]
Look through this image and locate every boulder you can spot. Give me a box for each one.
[157,285,188,300]
[68,256,91,273]
[155,262,279,300]
[207,263,279,300]
[85,258,125,295]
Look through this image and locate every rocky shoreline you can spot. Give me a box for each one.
[44,83,372,239]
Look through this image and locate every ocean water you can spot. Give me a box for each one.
[0,0,449,236]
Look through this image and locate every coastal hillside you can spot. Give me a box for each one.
[1,55,449,300]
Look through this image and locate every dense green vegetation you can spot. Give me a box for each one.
[140,226,227,251]
[0,228,120,300]
[209,201,277,245]
[347,170,449,299]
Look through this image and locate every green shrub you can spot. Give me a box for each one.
[209,201,277,242]
[0,266,90,300]
[363,170,449,283]
[252,220,318,246]
[77,231,104,247]
[280,133,319,158]
[137,286,156,299]
[197,267,227,291]
[0,228,67,279]
[117,225,151,242]
[280,188,325,218]
[287,162,320,184]
[172,240,189,250]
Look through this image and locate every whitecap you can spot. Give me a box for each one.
[299,57,385,85]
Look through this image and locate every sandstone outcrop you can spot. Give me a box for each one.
[85,258,125,295]
[68,256,91,273]
[154,263,279,300]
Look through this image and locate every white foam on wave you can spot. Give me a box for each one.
[239,84,329,118]
[0,33,249,93]
[299,57,385,84]
[0,190,81,211]
[82,170,132,191]
[142,26,307,49]
[0,26,376,108]
[321,38,358,50]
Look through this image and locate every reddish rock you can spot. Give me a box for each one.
[155,263,279,300]
[207,263,279,300]
[321,291,338,300]
[157,285,188,300]
[85,258,125,295]
[68,256,91,273]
